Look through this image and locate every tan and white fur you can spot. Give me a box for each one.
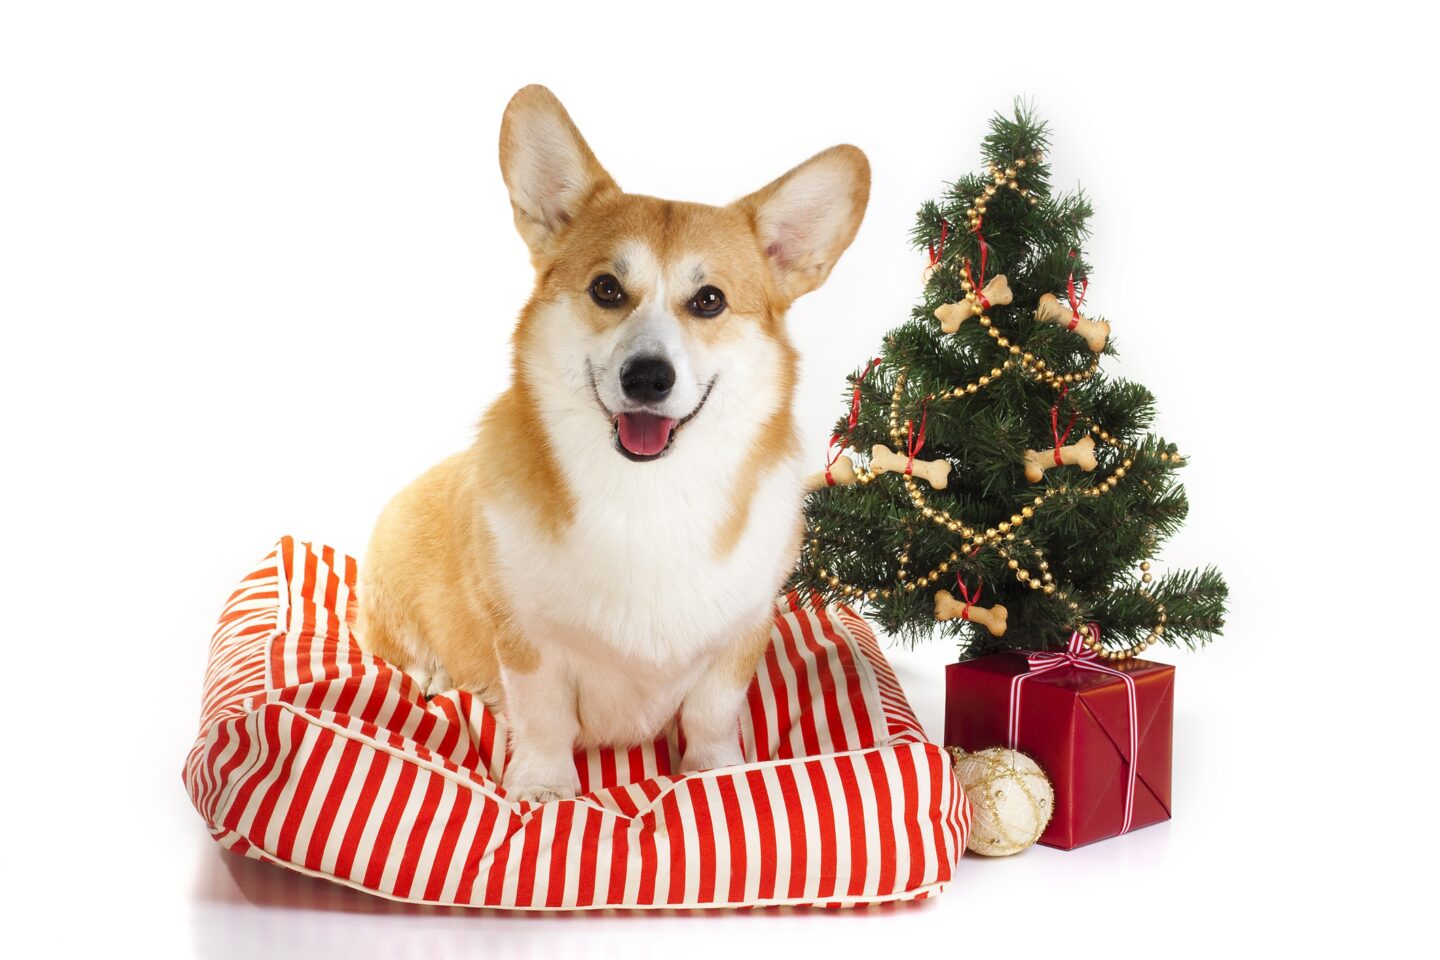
[357,86,869,802]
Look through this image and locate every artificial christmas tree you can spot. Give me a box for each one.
[793,104,1227,659]
[791,104,1229,848]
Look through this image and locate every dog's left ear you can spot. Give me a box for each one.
[734,145,870,303]
[499,85,619,262]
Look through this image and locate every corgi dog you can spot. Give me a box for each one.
[357,85,869,802]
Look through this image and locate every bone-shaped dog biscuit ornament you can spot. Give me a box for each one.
[805,454,858,492]
[1035,292,1109,352]
[935,275,1013,334]
[1023,434,1097,483]
[869,444,951,489]
[934,589,1009,637]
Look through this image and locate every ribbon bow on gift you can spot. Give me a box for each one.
[1022,624,1105,672]
[1006,625,1141,835]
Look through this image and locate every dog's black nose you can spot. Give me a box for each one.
[620,356,675,403]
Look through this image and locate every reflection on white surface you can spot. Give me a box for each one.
[188,844,945,960]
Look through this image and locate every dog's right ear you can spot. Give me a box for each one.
[499,85,618,262]
[733,145,870,306]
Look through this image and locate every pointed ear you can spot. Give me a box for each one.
[734,145,870,303]
[498,85,619,260]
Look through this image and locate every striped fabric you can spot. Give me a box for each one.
[183,538,968,909]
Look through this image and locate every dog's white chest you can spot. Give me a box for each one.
[490,453,801,656]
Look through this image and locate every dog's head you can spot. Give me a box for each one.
[499,85,868,463]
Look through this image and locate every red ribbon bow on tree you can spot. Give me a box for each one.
[903,398,930,476]
[824,358,881,484]
[952,544,985,619]
[927,219,950,270]
[1065,252,1088,332]
[1049,383,1077,466]
[962,217,993,309]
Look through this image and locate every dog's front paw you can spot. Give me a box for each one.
[503,751,580,804]
[404,663,453,699]
[508,782,577,804]
[679,737,744,775]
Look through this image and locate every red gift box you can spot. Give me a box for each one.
[944,641,1174,849]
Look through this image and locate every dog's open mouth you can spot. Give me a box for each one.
[588,363,717,463]
[614,412,678,460]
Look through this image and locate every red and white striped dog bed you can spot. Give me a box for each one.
[183,538,968,909]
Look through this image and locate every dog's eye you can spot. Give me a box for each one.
[589,275,626,307]
[689,286,726,318]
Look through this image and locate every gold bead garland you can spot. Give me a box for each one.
[1078,587,1168,659]
[966,154,1044,233]
[814,420,1175,650]
[813,397,1174,653]
[810,149,1177,656]
[952,151,1103,389]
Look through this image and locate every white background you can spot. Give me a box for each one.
[2,2,1433,956]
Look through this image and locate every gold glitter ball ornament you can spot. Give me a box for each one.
[947,746,1054,856]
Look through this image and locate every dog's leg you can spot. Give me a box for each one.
[357,586,456,699]
[354,581,410,669]
[407,660,453,698]
[498,638,581,803]
[678,619,772,774]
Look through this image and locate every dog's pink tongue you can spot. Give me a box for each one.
[616,412,675,457]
